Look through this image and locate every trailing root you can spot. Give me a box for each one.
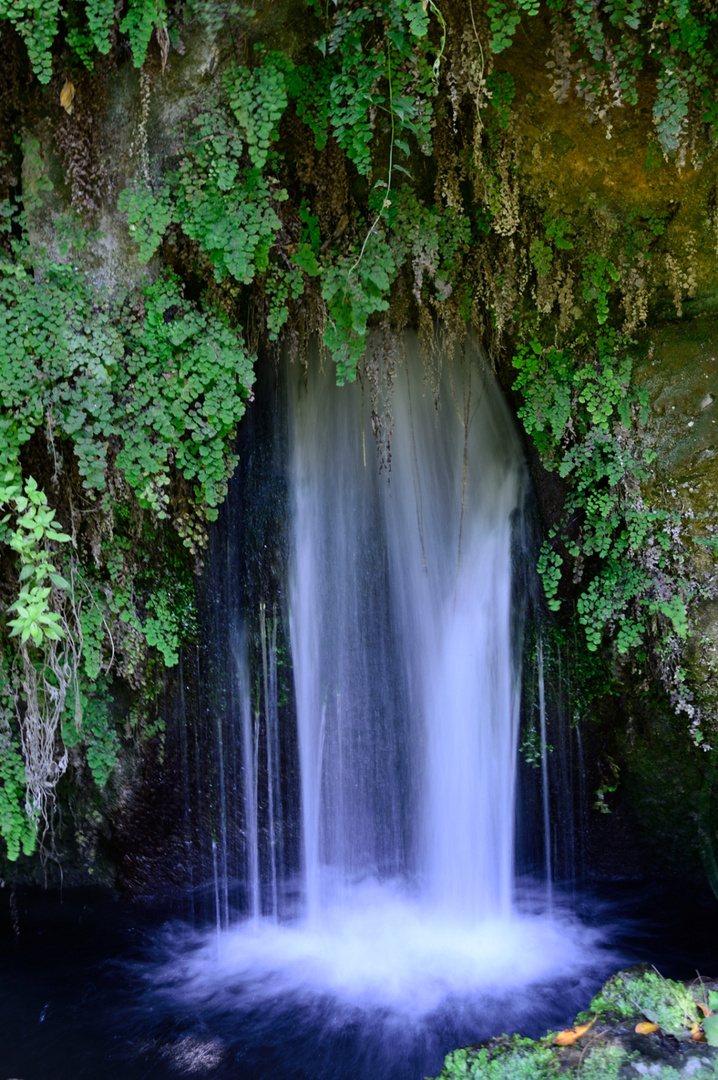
[14,571,84,848]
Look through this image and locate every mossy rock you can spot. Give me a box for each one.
[432,967,718,1080]
[633,315,718,521]
[584,967,700,1035]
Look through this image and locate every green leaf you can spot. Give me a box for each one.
[704,1014,718,1046]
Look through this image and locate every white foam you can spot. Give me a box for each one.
[154,879,609,1018]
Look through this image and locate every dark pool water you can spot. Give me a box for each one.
[0,880,716,1080]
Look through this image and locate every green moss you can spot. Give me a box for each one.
[586,969,699,1036]
[432,1036,558,1080]
[548,131,576,157]
[578,1045,629,1080]
[434,972,718,1080]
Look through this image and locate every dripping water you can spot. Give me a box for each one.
[537,636,553,908]
[232,624,260,920]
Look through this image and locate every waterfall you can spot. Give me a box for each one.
[288,336,524,921]
[161,333,610,1024]
[288,345,409,916]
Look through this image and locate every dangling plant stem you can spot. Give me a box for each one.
[348,38,396,281]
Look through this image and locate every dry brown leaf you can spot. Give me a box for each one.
[697,1003,713,1018]
[156,25,170,74]
[691,1023,706,1042]
[60,80,75,114]
[554,1018,596,1046]
[635,1022,660,1035]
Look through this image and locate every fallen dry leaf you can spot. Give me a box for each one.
[697,1003,713,1018]
[60,80,75,114]
[156,25,170,74]
[554,1018,596,1046]
[691,1023,706,1042]
[635,1022,660,1035]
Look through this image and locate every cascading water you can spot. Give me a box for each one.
[289,337,523,921]
[147,335,614,1043]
